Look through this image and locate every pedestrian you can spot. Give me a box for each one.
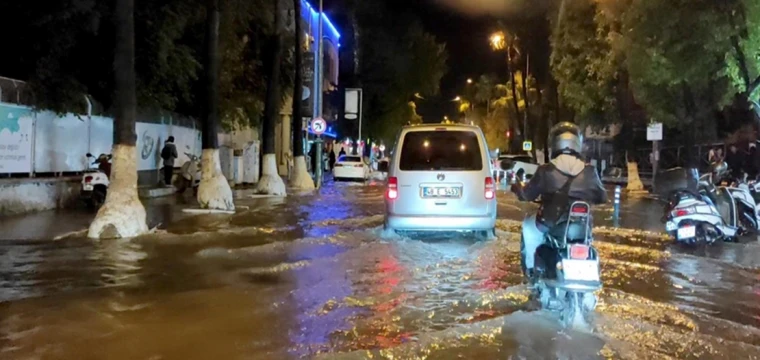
[716,148,724,163]
[308,143,317,173]
[726,145,744,178]
[329,146,336,171]
[746,144,758,180]
[339,147,346,158]
[708,147,718,163]
[160,136,178,187]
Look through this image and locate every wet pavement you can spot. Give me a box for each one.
[1,180,760,359]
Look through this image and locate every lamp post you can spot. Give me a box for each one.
[314,0,324,189]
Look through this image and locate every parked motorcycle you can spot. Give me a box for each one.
[663,173,741,243]
[81,153,111,208]
[176,152,201,195]
[720,175,759,235]
[530,201,601,328]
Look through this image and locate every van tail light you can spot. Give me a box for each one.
[485,177,495,199]
[84,176,93,183]
[387,177,398,200]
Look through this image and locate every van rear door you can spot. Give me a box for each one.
[392,128,490,217]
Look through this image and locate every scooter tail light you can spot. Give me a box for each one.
[570,245,590,260]
[84,176,93,183]
[387,177,398,200]
[485,177,495,199]
[672,207,696,217]
[570,204,589,214]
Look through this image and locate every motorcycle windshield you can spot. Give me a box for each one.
[713,188,737,227]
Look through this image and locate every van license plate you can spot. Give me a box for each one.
[677,226,696,240]
[562,259,600,282]
[422,186,461,198]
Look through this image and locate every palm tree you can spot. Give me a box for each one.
[289,0,315,189]
[490,30,523,136]
[197,0,235,210]
[256,0,287,195]
[88,0,148,239]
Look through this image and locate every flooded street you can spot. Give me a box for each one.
[2,182,760,359]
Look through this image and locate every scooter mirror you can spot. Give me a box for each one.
[86,153,93,158]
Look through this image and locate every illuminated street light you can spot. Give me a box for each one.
[490,32,505,50]
[452,96,461,102]
[467,78,473,84]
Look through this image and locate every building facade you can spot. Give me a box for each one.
[275,0,340,175]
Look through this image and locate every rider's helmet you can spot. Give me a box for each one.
[709,161,728,183]
[548,122,584,159]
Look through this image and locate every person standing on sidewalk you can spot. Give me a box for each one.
[161,136,178,186]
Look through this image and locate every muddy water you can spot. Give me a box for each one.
[1,183,759,359]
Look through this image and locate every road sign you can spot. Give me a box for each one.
[522,141,533,151]
[311,117,327,135]
[647,122,663,141]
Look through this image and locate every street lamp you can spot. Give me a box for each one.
[467,78,473,85]
[490,32,505,50]
[452,96,461,102]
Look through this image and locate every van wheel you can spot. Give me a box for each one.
[480,229,496,240]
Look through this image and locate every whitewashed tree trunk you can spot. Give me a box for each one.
[256,154,287,195]
[88,145,148,239]
[626,160,645,191]
[289,155,314,190]
[197,148,235,210]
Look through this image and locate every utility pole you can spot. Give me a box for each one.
[524,52,529,143]
[314,0,324,189]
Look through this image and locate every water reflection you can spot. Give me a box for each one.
[89,239,147,288]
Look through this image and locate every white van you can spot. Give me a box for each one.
[384,124,497,236]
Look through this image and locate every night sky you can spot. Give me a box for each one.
[412,0,507,121]
[322,0,544,122]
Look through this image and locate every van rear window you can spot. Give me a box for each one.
[399,131,483,171]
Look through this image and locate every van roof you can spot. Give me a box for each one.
[401,123,480,131]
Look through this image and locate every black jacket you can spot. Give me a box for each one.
[516,154,608,206]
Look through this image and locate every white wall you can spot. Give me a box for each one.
[0,103,34,173]
[0,101,207,174]
[0,102,263,188]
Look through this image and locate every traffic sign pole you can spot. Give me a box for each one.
[310,117,326,189]
[315,136,323,189]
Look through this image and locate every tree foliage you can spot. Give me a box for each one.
[624,0,732,132]
[0,0,291,130]
[549,0,621,127]
[724,0,760,102]
[353,1,448,144]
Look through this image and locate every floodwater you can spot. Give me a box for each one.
[1,181,760,359]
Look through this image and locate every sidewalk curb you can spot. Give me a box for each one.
[139,186,176,199]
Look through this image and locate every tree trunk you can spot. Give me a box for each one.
[197,0,235,211]
[256,0,287,195]
[289,0,314,189]
[507,54,522,136]
[88,0,148,239]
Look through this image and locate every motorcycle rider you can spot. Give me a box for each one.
[511,122,608,279]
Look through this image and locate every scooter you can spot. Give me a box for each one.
[81,153,111,208]
[176,152,201,195]
[530,201,601,328]
[663,173,741,243]
[721,176,759,234]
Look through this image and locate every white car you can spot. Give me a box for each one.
[496,154,538,184]
[334,155,370,181]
